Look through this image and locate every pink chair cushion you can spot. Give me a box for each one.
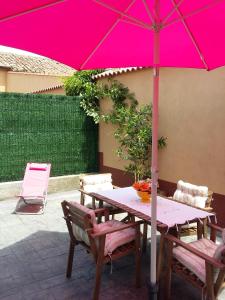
[173,238,219,283]
[69,202,135,256]
[94,220,136,256]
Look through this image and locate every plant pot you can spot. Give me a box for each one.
[137,191,151,203]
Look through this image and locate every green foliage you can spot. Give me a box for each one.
[0,92,98,182]
[102,79,138,109]
[106,105,166,181]
[64,70,104,123]
[64,71,166,181]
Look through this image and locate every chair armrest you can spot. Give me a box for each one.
[208,223,224,233]
[165,234,225,269]
[94,208,110,221]
[90,220,143,238]
[78,188,92,196]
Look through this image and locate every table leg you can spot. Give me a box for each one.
[197,220,204,240]
[203,218,208,238]
[91,196,96,210]
[142,222,148,253]
[97,200,103,223]
[157,231,165,282]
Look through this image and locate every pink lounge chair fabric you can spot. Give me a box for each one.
[15,162,51,214]
[70,201,136,256]
[19,163,51,199]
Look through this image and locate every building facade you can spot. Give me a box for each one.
[95,67,225,226]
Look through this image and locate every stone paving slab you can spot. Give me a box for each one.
[0,191,224,300]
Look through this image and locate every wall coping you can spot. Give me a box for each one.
[0,174,81,201]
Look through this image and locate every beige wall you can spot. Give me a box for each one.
[98,67,225,195]
[0,69,7,92]
[6,71,64,93]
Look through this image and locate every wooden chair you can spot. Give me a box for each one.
[61,200,141,300]
[171,180,213,237]
[164,223,225,300]
[79,173,125,219]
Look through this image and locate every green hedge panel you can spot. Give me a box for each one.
[0,92,98,182]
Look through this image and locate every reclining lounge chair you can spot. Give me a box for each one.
[14,162,51,215]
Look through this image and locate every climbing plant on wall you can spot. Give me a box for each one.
[64,71,166,181]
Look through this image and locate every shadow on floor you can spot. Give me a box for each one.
[0,228,206,300]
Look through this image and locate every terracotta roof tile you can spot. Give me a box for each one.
[0,52,75,76]
[33,84,64,93]
[93,67,145,79]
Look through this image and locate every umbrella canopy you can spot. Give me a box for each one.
[0,0,224,70]
[0,1,225,298]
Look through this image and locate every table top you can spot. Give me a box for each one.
[91,187,214,229]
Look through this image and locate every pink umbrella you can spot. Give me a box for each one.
[0,0,225,298]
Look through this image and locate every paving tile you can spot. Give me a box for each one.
[0,246,13,257]
[0,291,24,300]
[0,191,225,300]
[24,290,55,300]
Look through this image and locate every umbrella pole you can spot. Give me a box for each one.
[149,1,160,299]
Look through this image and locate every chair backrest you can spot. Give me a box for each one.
[62,201,95,230]
[80,173,113,203]
[173,180,212,209]
[62,201,99,245]
[20,162,51,198]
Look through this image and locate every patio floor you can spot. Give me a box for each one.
[0,190,225,300]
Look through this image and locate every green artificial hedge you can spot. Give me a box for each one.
[0,92,98,182]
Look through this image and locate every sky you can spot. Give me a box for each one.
[0,45,39,56]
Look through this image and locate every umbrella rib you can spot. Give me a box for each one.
[162,0,185,25]
[80,0,138,69]
[170,0,209,70]
[121,18,153,31]
[142,0,154,25]
[163,0,224,29]
[93,0,153,29]
[0,0,65,23]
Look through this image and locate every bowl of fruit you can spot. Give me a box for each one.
[132,179,151,203]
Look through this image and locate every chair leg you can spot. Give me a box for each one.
[93,236,105,300]
[93,260,103,300]
[214,270,225,297]
[142,222,148,252]
[205,262,216,300]
[164,240,172,300]
[135,227,141,288]
[66,240,75,278]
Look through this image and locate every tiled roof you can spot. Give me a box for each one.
[93,67,144,79]
[0,52,75,76]
[33,84,64,93]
